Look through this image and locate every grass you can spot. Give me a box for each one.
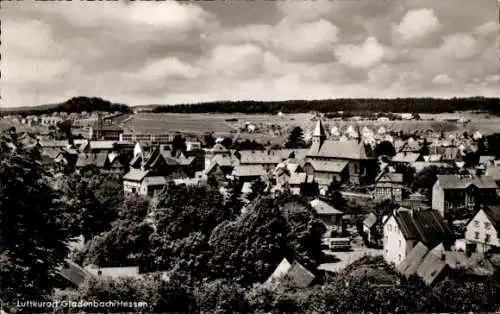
[120,112,500,143]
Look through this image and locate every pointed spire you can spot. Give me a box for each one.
[313,119,326,138]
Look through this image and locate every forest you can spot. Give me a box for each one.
[152,97,500,114]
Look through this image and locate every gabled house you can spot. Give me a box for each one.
[432,175,498,218]
[303,160,349,189]
[391,152,421,164]
[123,146,170,196]
[465,205,500,253]
[383,208,454,267]
[397,242,449,286]
[310,198,343,231]
[306,120,372,185]
[238,150,282,172]
[232,165,267,182]
[288,173,314,195]
[373,172,404,202]
[264,258,316,289]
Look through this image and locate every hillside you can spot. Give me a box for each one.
[1,96,132,116]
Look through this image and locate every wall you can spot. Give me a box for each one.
[465,209,500,250]
[431,181,445,216]
[123,181,141,194]
[383,215,408,266]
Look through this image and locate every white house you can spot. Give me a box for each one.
[465,205,500,253]
[383,208,454,267]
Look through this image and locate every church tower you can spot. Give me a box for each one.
[312,119,327,147]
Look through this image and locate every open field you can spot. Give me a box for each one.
[122,112,500,141]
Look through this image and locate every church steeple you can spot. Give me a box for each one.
[312,119,327,146]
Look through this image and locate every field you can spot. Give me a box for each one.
[120,111,500,143]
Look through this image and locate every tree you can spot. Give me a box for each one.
[195,279,251,314]
[326,179,346,210]
[0,134,71,307]
[208,197,290,285]
[247,177,267,201]
[374,141,396,157]
[285,127,306,148]
[393,163,416,187]
[204,132,216,148]
[413,165,458,197]
[171,134,187,157]
[56,119,73,140]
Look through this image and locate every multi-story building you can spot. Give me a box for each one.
[373,173,404,202]
[432,175,498,218]
[465,205,500,253]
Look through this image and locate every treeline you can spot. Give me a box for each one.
[2,97,132,116]
[152,97,500,114]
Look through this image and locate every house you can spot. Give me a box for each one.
[303,160,349,189]
[431,175,498,218]
[399,139,421,153]
[75,152,109,172]
[238,150,282,172]
[310,198,343,231]
[479,156,496,166]
[465,205,500,253]
[58,259,95,287]
[306,120,371,185]
[373,172,404,202]
[397,242,449,286]
[84,265,142,280]
[383,208,454,267]
[232,165,267,182]
[288,173,314,195]
[123,146,170,196]
[264,258,315,289]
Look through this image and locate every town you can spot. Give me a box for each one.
[3,97,500,313]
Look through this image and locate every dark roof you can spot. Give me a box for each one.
[482,205,500,229]
[123,169,150,182]
[393,209,454,248]
[310,198,343,215]
[436,175,498,189]
[265,258,315,289]
[76,152,108,168]
[377,172,403,183]
[305,160,348,173]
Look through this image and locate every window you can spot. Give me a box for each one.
[398,254,402,262]
[474,220,480,227]
[485,222,491,230]
[486,234,491,243]
[398,240,401,247]
[387,224,392,232]
[475,232,480,240]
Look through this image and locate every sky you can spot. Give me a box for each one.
[1,0,499,107]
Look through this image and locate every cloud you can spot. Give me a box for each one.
[207,44,265,78]
[395,8,441,42]
[272,18,339,59]
[485,75,500,84]
[275,1,338,22]
[474,21,497,35]
[440,34,479,59]
[334,37,390,69]
[432,74,454,85]
[136,58,200,80]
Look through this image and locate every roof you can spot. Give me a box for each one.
[212,154,234,167]
[436,175,498,190]
[428,154,442,162]
[482,205,500,229]
[307,140,368,160]
[397,242,430,277]
[310,198,343,215]
[377,172,403,183]
[305,160,348,173]
[312,120,327,137]
[232,165,267,177]
[363,213,378,228]
[173,178,200,186]
[76,152,108,168]
[123,168,150,182]
[265,258,315,289]
[288,172,306,185]
[211,143,229,153]
[416,252,448,286]
[485,166,500,181]
[392,209,454,248]
[84,265,141,279]
[239,150,282,165]
[392,152,420,163]
[479,156,495,165]
[241,182,253,194]
[144,176,167,186]
[58,259,95,287]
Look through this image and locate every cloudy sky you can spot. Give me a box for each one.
[1,0,499,107]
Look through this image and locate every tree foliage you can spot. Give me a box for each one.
[285,127,306,149]
[374,140,396,157]
[0,133,71,307]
